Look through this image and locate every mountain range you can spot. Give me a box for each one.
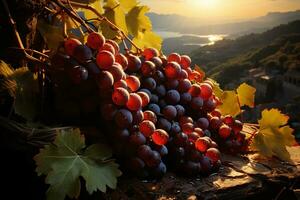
[148,10,300,36]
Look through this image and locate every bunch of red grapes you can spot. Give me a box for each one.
[50,32,247,179]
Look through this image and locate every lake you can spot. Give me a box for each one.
[155,30,227,46]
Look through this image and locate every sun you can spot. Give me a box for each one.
[189,0,219,8]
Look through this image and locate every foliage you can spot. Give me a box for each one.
[0,60,39,120]
[34,128,121,200]
[209,79,256,117]
[38,0,162,52]
[251,109,296,162]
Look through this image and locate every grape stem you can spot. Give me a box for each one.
[8,47,50,59]
[63,0,142,53]
[1,0,45,64]
[51,0,94,33]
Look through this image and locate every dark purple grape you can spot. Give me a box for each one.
[126,54,141,72]
[114,109,133,128]
[173,132,188,147]
[142,77,157,91]
[196,118,209,130]
[137,145,152,161]
[191,97,204,110]
[200,156,213,174]
[170,122,181,135]
[114,129,130,141]
[132,109,144,125]
[157,117,172,132]
[153,70,165,83]
[150,94,159,103]
[175,105,185,118]
[145,150,161,167]
[180,92,192,104]
[178,79,192,93]
[148,103,161,115]
[129,131,146,146]
[127,157,145,171]
[165,79,179,89]
[155,85,166,97]
[151,162,167,178]
[162,105,177,120]
[72,44,93,63]
[183,161,201,176]
[158,99,167,108]
[166,89,180,105]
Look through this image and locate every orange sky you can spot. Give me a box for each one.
[140,0,300,21]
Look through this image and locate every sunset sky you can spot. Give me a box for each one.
[140,0,300,22]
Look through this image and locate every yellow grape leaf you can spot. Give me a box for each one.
[237,83,256,108]
[132,31,162,51]
[81,0,104,20]
[251,109,296,162]
[101,6,128,39]
[194,64,205,81]
[119,0,138,12]
[259,108,289,129]
[126,6,152,36]
[37,19,64,50]
[207,78,224,99]
[217,91,241,117]
[105,0,119,9]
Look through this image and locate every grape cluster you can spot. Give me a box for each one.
[50,32,247,179]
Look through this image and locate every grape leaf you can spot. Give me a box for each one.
[251,109,296,162]
[126,6,152,36]
[37,19,64,51]
[34,128,121,200]
[119,0,138,12]
[237,83,256,108]
[0,61,39,120]
[132,31,162,51]
[206,78,224,99]
[101,6,128,39]
[105,0,119,9]
[217,90,241,117]
[81,0,104,20]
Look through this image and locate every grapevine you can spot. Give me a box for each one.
[0,0,296,199]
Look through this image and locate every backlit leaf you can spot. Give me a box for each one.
[251,109,296,162]
[206,78,224,99]
[217,90,241,117]
[126,6,152,36]
[81,0,104,20]
[132,31,162,51]
[258,108,289,129]
[101,6,128,39]
[119,0,138,12]
[34,129,121,200]
[237,83,256,108]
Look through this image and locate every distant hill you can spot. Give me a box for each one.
[148,10,300,35]
[190,20,300,86]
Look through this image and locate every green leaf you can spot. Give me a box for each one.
[37,19,64,51]
[132,31,162,51]
[34,128,121,200]
[101,6,128,39]
[0,61,39,120]
[126,6,152,36]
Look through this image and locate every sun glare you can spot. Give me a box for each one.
[189,0,218,8]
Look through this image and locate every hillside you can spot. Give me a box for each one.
[148,10,300,35]
[191,20,300,85]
